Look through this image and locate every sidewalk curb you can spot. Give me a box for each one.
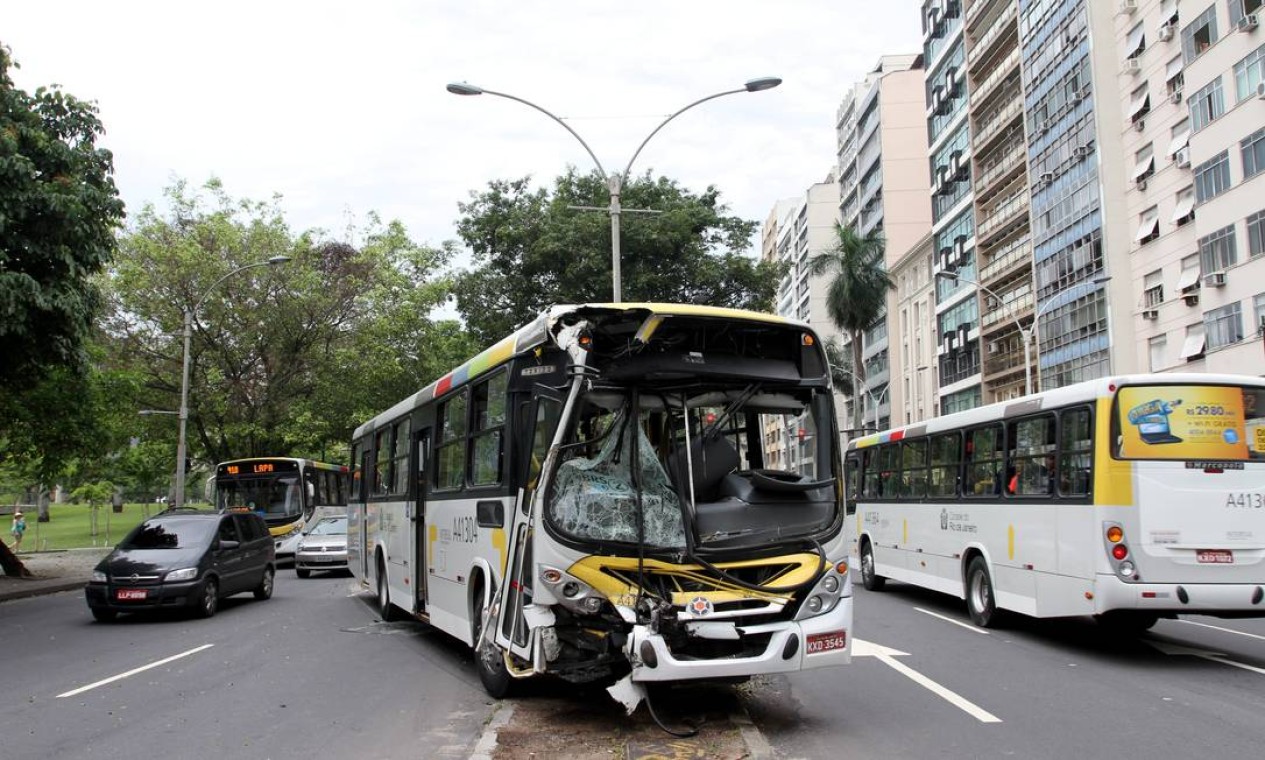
[0,578,86,603]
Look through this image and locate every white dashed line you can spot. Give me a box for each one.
[56,643,215,698]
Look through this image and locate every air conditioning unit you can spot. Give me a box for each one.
[987,341,1000,354]
[1120,0,1137,14]
[1124,58,1142,75]
[1142,308,1159,320]
[1239,14,1259,32]
[1203,271,1227,288]
[954,235,968,260]
[1175,147,1191,168]
[1169,89,1183,104]
[1136,178,1148,190]
[1075,145,1093,158]
[957,325,970,345]
[1134,118,1146,132]
[1184,292,1200,307]
[1158,23,1175,42]
[1038,171,1054,186]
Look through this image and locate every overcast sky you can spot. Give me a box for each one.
[5,1,921,266]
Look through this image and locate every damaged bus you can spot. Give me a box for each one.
[348,304,853,710]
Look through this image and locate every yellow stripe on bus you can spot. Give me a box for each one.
[1093,396,1133,507]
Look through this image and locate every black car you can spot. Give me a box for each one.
[85,508,275,621]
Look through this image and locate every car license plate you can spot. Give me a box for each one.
[1196,549,1233,564]
[314,555,334,562]
[116,588,148,601]
[806,630,847,654]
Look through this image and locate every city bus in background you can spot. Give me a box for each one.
[348,304,853,712]
[214,458,350,562]
[847,373,1265,631]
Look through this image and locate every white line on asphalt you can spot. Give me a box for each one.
[915,607,990,634]
[1175,619,1265,642]
[56,644,215,699]
[854,639,1001,723]
[1206,655,1265,676]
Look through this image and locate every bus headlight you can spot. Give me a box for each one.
[822,575,840,594]
[795,562,851,620]
[540,566,606,616]
[806,595,824,614]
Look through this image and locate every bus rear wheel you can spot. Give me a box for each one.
[965,557,1000,628]
[377,557,401,622]
[860,540,885,591]
[472,579,514,699]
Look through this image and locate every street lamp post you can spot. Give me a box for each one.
[172,256,290,508]
[838,368,886,431]
[446,78,782,302]
[935,271,1110,395]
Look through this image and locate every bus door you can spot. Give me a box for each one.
[412,428,431,608]
[358,447,372,579]
[495,387,564,658]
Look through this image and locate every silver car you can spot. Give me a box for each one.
[294,516,348,578]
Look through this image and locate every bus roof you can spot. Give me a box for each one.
[353,303,803,439]
[846,372,1265,450]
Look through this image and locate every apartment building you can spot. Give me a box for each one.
[835,54,934,431]
[1125,0,1265,375]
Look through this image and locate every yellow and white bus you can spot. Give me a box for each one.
[847,373,1265,631]
[348,304,853,710]
[214,458,351,561]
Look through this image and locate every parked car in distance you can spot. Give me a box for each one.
[85,507,275,621]
[295,516,348,578]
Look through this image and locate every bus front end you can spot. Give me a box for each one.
[507,307,852,708]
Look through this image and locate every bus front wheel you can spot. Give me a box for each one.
[472,579,514,699]
[965,557,1000,628]
[860,540,886,591]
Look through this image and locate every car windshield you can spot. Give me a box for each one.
[121,519,215,550]
[308,517,347,536]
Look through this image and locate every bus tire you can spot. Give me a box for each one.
[377,556,401,622]
[1095,611,1159,633]
[472,577,514,699]
[860,539,886,591]
[965,557,1000,628]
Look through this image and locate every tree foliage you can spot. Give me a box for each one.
[104,180,469,469]
[0,44,125,478]
[453,169,784,345]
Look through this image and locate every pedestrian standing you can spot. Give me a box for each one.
[10,510,27,552]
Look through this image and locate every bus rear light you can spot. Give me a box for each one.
[1111,544,1129,561]
[1106,526,1124,543]
[1117,561,1136,578]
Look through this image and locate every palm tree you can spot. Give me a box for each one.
[807,223,893,433]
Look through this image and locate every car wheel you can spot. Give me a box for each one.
[253,566,275,600]
[91,608,117,623]
[472,578,514,699]
[860,539,886,592]
[197,578,219,619]
[965,557,1000,628]
[296,568,311,579]
[377,557,401,621]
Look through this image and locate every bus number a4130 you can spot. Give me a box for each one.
[452,516,479,543]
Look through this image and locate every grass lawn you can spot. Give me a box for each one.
[6,502,198,553]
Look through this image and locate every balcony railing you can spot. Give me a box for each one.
[974,139,1026,199]
[970,46,1020,108]
[978,234,1032,283]
[940,345,982,386]
[971,93,1024,154]
[976,189,1029,242]
[980,291,1033,330]
[967,1,1016,74]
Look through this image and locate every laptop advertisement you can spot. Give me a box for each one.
[1117,385,1249,460]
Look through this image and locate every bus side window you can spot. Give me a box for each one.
[862,448,881,499]
[1059,407,1093,496]
[903,439,928,499]
[965,425,1002,496]
[844,454,861,514]
[928,433,960,497]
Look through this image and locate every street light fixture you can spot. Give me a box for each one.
[934,270,1110,395]
[446,77,782,302]
[172,255,291,508]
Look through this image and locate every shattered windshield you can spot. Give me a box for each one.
[544,386,839,550]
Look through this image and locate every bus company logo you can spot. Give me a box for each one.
[941,508,949,530]
[688,596,714,616]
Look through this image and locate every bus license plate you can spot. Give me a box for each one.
[806,631,847,654]
[1196,549,1233,564]
[116,589,148,601]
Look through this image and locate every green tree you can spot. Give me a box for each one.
[0,44,125,488]
[807,223,892,432]
[453,169,784,345]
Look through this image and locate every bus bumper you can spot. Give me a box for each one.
[1096,575,1265,616]
[627,597,853,683]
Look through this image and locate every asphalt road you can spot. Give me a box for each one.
[0,569,496,760]
[3,569,1265,759]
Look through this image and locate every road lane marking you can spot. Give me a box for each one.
[1146,639,1265,676]
[56,644,215,698]
[1175,619,1265,642]
[853,639,1002,723]
[914,607,990,634]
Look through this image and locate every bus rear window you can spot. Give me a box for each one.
[1115,384,1265,460]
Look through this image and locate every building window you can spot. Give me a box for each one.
[1126,22,1146,60]
[1188,76,1225,132]
[1148,335,1167,372]
[1180,323,1206,360]
[1195,151,1231,203]
[1133,143,1155,184]
[1235,44,1265,102]
[1199,224,1239,273]
[1144,269,1164,307]
[1136,206,1160,246]
[1231,1,1265,31]
[1173,186,1196,226]
[1181,6,1219,64]
[1165,55,1185,97]
[1129,84,1151,126]
[1178,253,1203,296]
[1168,118,1191,159]
[1204,302,1244,350]
[1254,292,1265,334]
[1249,209,1265,257]
[1243,126,1265,180]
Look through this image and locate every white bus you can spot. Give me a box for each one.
[847,373,1265,631]
[349,304,853,710]
[214,458,350,562]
